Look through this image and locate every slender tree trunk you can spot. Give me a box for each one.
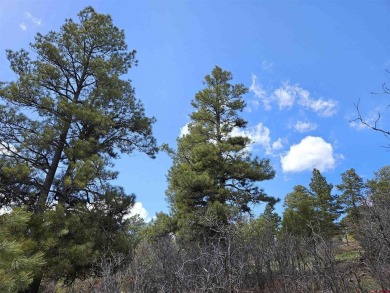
[38,120,72,210]
[37,87,83,210]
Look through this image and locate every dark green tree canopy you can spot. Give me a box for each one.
[0,7,157,292]
[309,169,340,236]
[281,185,316,236]
[366,165,390,202]
[336,168,364,224]
[0,6,157,210]
[166,66,276,238]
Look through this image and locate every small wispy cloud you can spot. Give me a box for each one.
[249,76,338,116]
[348,106,388,131]
[19,23,27,31]
[273,82,306,110]
[250,75,272,110]
[26,11,42,26]
[262,60,274,71]
[293,120,317,133]
[274,82,337,116]
[299,94,338,117]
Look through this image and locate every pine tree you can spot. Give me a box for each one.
[0,7,157,291]
[256,204,281,237]
[166,66,276,240]
[281,185,316,237]
[309,169,340,237]
[336,168,364,228]
[366,165,390,203]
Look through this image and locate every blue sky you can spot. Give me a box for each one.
[1,0,389,220]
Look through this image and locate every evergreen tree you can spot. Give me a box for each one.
[256,204,281,237]
[336,168,364,229]
[0,7,157,291]
[309,169,340,237]
[166,66,276,240]
[366,165,390,203]
[281,185,316,237]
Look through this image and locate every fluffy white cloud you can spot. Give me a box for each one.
[125,202,150,222]
[293,120,317,133]
[250,75,272,110]
[231,123,283,155]
[281,136,336,173]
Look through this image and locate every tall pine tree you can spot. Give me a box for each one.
[336,168,364,231]
[309,169,340,237]
[0,7,157,291]
[166,66,275,240]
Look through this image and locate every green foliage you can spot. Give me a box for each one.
[0,6,157,210]
[281,185,316,236]
[37,195,142,285]
[0,209,45,292]
[0,6,157,291]
[141,212,177,240]
[166,66,276,241]
[309,169,340,237]
[336,168,364,231]
[246,204,281,238]
[282,169,340,238]
[366,165,390,202]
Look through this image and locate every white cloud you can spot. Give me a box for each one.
[250,75,272,110]
[251,78,338,116]
[179,123,190,137]
[273,82,309,110]
[19,23,27,31]
[125,202,150,222]
[281,136,336,173]
[271,138,283,151]
[244,123,271,147]
[274,87,294,109]
[273,82,299,109]
[231,123,283,155]
[293,120,317,133]
[273,82,337,116]
[298,93,337,117]
[26,12,42,26]
[308,98,337,117]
